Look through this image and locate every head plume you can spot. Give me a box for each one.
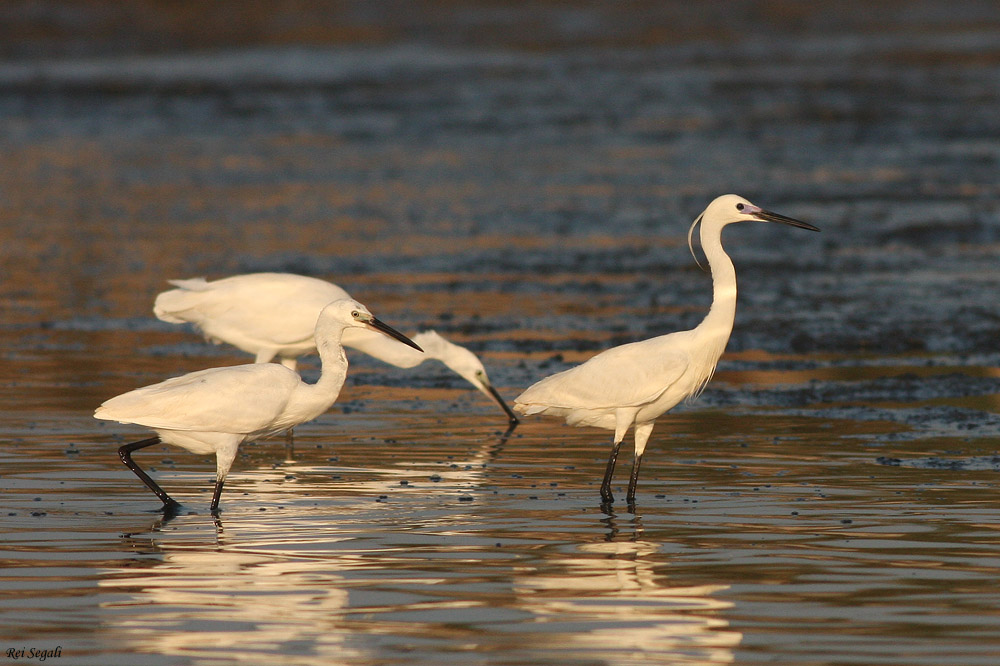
[687,213,707,272]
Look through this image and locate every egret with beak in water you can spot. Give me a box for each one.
[514,194,819,506]
[95,299,422,515]
[154,273,518,435]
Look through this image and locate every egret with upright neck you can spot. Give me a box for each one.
[514,194,819,506]
[95,299,422,515]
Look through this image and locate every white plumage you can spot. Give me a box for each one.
[99,364,302,441]
[514,194,819,506]
[96,298,422,515]
[154,272,517,424]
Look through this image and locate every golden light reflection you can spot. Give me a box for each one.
[94,504,742,666]
[99,543,359,663]
[511,527,741,665]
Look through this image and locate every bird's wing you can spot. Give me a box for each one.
[154,273,349,346]
[517,339,691,411]
[95,364,299,433]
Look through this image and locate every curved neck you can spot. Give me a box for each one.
[315,328,350,393]
[697,222,737,338]
[287,326,350,421]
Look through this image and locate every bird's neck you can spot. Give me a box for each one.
[696,224,738,342]
[287,328,350,422]
[315,330,350,393]
[342,328,426,369]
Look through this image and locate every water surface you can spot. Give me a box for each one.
[2,2,1000,664]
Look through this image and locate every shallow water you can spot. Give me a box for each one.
[3,2,1000,665]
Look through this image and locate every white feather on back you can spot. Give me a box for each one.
[515,333,692,412]
[95,363,300,434]
[154,273,347,349]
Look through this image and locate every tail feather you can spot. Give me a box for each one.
[153,278,209,323]
[166,277,210,290]
[514,402,548,416]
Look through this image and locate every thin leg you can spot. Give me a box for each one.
[626,453,643,507]
[210,477,225,515]
[600,438,623,504]
[284,428,295,461]
[118,436,181,513]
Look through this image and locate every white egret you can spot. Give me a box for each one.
[95,299,422,515]
[154,273,518,427]
[514,194,819,506]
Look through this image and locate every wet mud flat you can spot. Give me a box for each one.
[3,2,1000,665]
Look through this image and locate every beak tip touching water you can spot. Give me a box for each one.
[485,382,520,425]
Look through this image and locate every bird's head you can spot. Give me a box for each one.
[688,194,819,267]
[412,330,520,424]
[320,299,423,352]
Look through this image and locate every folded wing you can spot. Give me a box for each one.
[516,338,691,412]
[95,363,300,434]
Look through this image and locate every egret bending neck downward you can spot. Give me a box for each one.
[95,299,423,515]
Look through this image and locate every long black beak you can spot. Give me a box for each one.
[753,208,820,232]
[367,317,424,352]
[484,382,520,426]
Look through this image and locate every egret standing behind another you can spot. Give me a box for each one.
[95,299,422,515]
[154,273,518,426]
[514,194,819,506]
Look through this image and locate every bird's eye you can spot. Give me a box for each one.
[736,203,745,211]
[351,311,360,318]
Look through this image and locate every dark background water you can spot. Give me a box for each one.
[2,2,1000,665]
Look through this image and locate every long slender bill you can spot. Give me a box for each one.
[484,382,520,425]
[367,318,424,352]
[753,208,820,232]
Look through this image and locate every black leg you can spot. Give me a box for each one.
[118,436,181,513]
[626,452,643,508]
[600,438,623,504]
[284,428,295,461]
[210,477,225,515]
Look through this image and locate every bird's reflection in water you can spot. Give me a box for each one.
[511,507,742,665]
[102,422,738,666]
[109,513,359,664]
[600,502,644,542]
[232,420,517,505]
